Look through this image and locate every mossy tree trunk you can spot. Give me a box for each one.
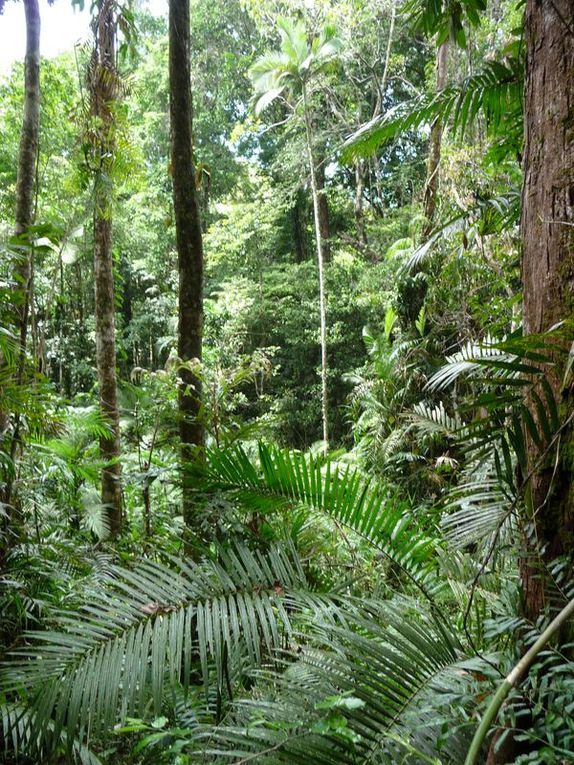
[90,0,122,537]
[421,39,448,240]
[0,0,41,547]
[169,0,205,528]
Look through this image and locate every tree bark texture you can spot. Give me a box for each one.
[421,40,448,240]
[90,0,122,537]
[0,0,40,531]
[169,0,205,510]
[520,0,574,620]
[291,193,307,263]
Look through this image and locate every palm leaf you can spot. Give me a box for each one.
[342,57,521,162]
[197,442,441,597]
[198,598,466,764]
[402,191,520,273]
[1,542,336,754]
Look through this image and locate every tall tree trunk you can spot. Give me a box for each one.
[354,159,367,245]
[354,0,396,244]
[421,39,448,240]
[315,159,331,263]
[169,0,205,524]
[0,0,40,529]
[302,81,329,451]
[90,0,122,537]
[520,0,574,622]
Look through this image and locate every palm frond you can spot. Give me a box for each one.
[405,0,487,46]
[428,331,567,551]
[342,57,522,162]
[426,336,510,391]
[409,401,462,438]
[402,191,520,273]
[277,17,308,68]
[198,597,465,764]
[0,702,103,765]
[441,477,516,548]
[1,542,332,753]
[197,443,441,596]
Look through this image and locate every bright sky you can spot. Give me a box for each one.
[0,0,166,73]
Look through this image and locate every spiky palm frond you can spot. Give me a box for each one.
[196,597,469,765]
[441,477,516,549]
[342,56,522,162]
[427,332,565,552]
[426,335,527,392]
[196,442,441,596]
[409,401,462,439]
[401,190,520,273]
[427,333,562,464]
[1,542,337,756]
[0,702,103,765]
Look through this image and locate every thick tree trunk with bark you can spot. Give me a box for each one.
[169,0,205,523]
[14,0,40,242]
[519,0,574,622]
[0,0,40,537]
[90,0,122,537]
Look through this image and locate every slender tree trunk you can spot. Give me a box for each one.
[169,0,205,524]
[0,0,40,532]
[315,158,331,263]
[302,81,329,450]
[354,159,367,245]
[421,40,448,240]
[520,0,574,622]
[354,0,396,243]
[90,0,122,537]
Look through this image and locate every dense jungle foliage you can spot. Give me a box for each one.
[1,0,574,763]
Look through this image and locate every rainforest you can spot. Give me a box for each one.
[1,0,574,763]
